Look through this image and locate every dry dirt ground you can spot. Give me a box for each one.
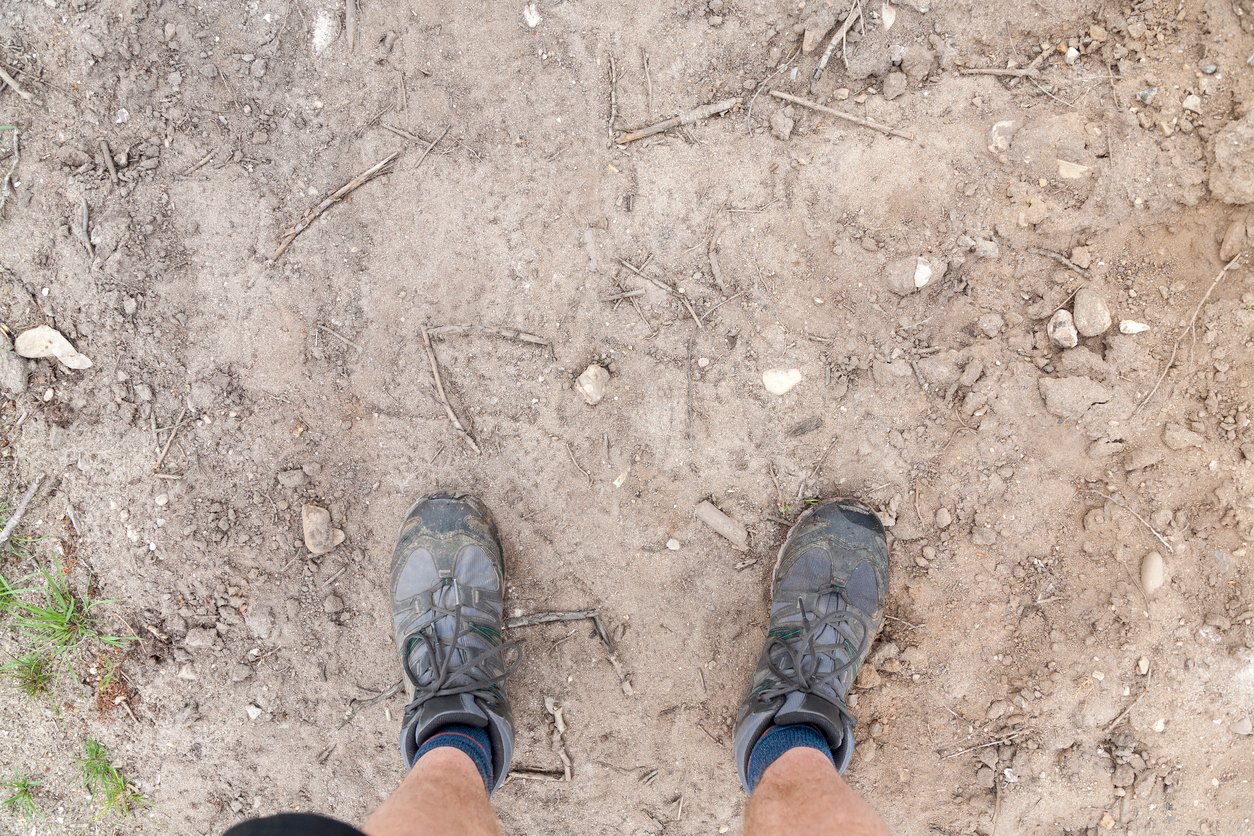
[1,0,1253,833]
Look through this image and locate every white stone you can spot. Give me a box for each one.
[1140,551,1165,595]
[575,364,610,405]
[14,325,93,370]
[522,3,542,27]
[762,368,802,395]
[665,538,681,551]
[1119,320,1150,334]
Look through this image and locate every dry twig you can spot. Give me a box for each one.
[1080,488,1174,555]
[428,323,549,347]
[960,67,1041,78]
[272,152,401,261]
[0,126,18,215]
[813,1,863,86]
[615,97,740,144]
[769,90,914,140]
[419,327,480,454]
[0,474,44,547]
[0,64,33,100]
[1133,255,1244,414]
[1028,247,1089,278]
[154,404,189,474]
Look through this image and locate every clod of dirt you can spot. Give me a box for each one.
[1038,376,1112,421]
[1140,551,1165,595]
[0,333,29,394]
[277,468,308,488]
[1219,215,1250,261]
[801,8,837,54]
[302,503,345,555]
[934,507,952,528]
[1072,289,1112,337]
[770,109,795,141]
[1057,159,1092,179]
[900,47,935,80]
[575,364,610,405]
[882,71,908,100]
[1048,309,1079,348]
[1163,423,1205,450]
[884,256,933,295]
[987,120,1019,154]
[694,500,749,552]
[14,325,93,370]
[80,31,107,60]
[1119,320,1150,335]
[1209,113,1254,204]
[762,368,802,395]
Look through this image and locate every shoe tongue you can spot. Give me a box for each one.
[774,692,846,750]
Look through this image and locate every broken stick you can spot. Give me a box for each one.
[615,97,741,145]
[427,324,550,347]
[769,91,915,140]
[959,67,1041,78]
[0,64,33,101]
[0,474,44,547]
[419,327,481,455]
[812,2,863,86]
[271,152,399,262]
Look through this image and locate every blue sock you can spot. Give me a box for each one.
[413,724,494,791]
[746,723,835,791]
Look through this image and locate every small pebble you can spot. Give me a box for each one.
[1119,320,1150,335]
[934,508,952,529]
[575,364,610,405]
[1072,288,1112,336]
[1137,656,1149,675]
[1048,309,1079,349]
[1063,47,1079,65]
[1140,551,1165,595]
[665,538,681,551]
[1231,717,1252,736]
[1136,87,1158,105]
[1182,94,1202,114]
[762,368,802,395]
[246,704,263,721]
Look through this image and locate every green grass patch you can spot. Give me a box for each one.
[9,562,134,657]
[80,740,145,818]
[1,771,40,821]
[2,651,55,697]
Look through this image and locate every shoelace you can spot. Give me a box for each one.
[404,590,522,713]
[758,583,870,706]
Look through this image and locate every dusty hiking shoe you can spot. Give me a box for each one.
[733,498,890,790]
[391,492,521,792]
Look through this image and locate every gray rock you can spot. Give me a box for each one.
[1231,717,1253,736]
[302,503,345,555]
[934,508,952,528]
[246,703,263,721]
[1048,309,1079,348]
[230,664,253,683]
[1072,289,1112,336]
[323,594,345,614]
[972,527,997,546]
[1163,423,1205,450]
[882,71,908,101]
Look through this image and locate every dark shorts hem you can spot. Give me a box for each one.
[224,812,366,835]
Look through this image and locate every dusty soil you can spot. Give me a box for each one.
[2,0,1253,833]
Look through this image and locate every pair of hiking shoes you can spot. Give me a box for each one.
[389,492,890,792]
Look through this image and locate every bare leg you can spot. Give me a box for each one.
[745,748,889,836]
[361,748,500,836]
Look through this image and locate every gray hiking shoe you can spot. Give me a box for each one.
[733,499,890,790]
[390,492,521,792]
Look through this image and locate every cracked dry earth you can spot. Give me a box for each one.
[1,0,1253,834]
